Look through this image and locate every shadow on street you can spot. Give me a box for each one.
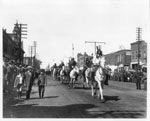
[3,98,145,118]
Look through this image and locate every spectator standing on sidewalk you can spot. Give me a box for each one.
[38,70,47,98]
[5,61,12,93]
[24,67,32,99]
[3,60,8,93]
[133,68,143,90]
[14,70,24,99]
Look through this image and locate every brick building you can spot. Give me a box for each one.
[130,40,147,69]
[105,49,131,67]
[3,22,25,63]
[3,29,17,60]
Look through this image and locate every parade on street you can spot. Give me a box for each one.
[2,0,148,119]
[3,76,146,118]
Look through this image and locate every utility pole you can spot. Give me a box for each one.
[72,43,74,58]
[30,46,33,66]
[33,41,37,58]
[136,27,142,70]
[33,41,37,68]
[14,22,27,64]
[85,41,105,55]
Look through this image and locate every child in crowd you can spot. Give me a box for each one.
[14,70,24,99]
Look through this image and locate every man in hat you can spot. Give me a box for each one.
[24,67,32,99]
[133,68,143,90]
[38,70,47,98]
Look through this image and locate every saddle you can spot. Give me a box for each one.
[91,65,105,80]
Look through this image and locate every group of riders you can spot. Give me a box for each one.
[49,46,111,102]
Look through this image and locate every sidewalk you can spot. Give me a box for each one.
[108,80,146,91]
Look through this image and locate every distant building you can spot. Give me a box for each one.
[105,49,131,67]
[3,22,25,63]
[77,52,89,67]
[24,56,41,70]
[3,29,17,61]
[130,40,147,69]
[23,57,32,66]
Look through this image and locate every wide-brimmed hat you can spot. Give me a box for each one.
[27,66,32,69]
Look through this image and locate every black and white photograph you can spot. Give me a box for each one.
[1,0,149,119]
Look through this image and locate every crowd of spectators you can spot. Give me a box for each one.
[3,59,40,99]
[111,67,147,90]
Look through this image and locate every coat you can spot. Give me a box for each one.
[24,71,32,90]
[38,73,47,86]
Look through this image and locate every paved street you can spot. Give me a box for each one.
[3,76,147,118]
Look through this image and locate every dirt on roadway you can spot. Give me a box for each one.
[3,76,147,118]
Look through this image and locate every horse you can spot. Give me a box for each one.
[69,66,80,88]
[60,66,66,84]
[85,56,106,102]
[59,65,71,84]
[52,67,57,80]
[78,66,89,89]
[57,67,62,81]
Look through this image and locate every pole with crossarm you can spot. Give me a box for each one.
[85,41,105,55]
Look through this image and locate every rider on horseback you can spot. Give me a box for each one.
[91,45,105,80]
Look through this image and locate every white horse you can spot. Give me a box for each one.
[85,56,106,102]
[52,67,57,80]
[69,66,79,88]
[60,66,65,84]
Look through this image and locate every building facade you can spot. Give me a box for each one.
[3,29,17,60]
[3,22,25,63]
[105,49,131,67]
[130,40,147,69]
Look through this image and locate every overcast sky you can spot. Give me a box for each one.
[1,0,149,68]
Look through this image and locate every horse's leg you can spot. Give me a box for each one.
[70,78,73,88]
[86,78,90,88]
[85,76,88,89]
[82,75,85,89]
[68,78,71,88]
[60,76,62,83]
[73,78,75,88]
[72,78,74,88]
[62,76,64,84]
[91,81,95,97]
[97,81,105,101]
[91,84,94,97]
[94,82,98,96]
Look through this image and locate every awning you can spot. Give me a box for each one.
[130,61,144,65]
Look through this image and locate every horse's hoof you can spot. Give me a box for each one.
[83,85,85,89]
[100,99,105,103]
